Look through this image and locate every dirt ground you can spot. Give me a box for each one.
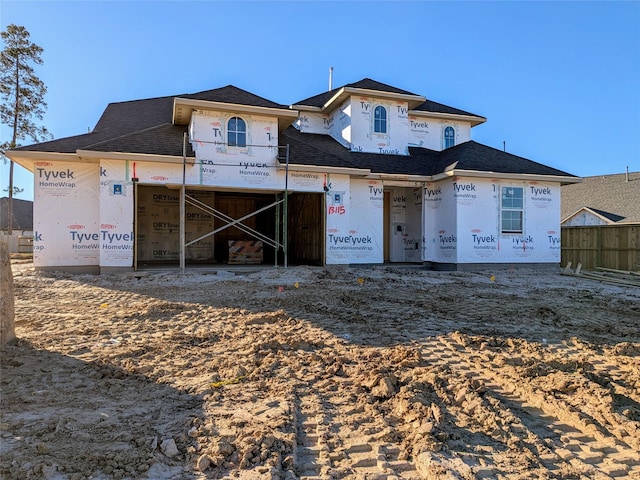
[1,260,639,480]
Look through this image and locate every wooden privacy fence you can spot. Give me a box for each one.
[561,224,640,272]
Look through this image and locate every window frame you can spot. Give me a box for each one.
[373,105,388,134]
[444,126,455,149]
[227,116,247,148]
[500,186,524,234]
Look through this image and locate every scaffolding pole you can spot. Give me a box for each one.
[283,144,289,268]
[275,193,280,268]
[174,134,290,271]
[180,132,187,274]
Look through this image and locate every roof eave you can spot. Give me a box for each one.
[409,110,487,127]
[77,149,196,165]
[276,162,371,177]
[289,104,323,113]
[173,97,299,131]
[363,173,432,184]
[5,150,84,171]
[434,168,582,185]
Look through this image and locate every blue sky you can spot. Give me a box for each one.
[1,1,639,201]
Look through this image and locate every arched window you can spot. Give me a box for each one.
[374,106,387,134]
[444,126,455,149]
[227,117,247,147]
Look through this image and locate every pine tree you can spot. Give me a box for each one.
[1,24,51,234]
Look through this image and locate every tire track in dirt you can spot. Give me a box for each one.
[417,333,640,478]
[6,264,640,479]
[292,386,422,479]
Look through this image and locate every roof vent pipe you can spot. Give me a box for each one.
[329,67,333,91]
[626,166,629,182]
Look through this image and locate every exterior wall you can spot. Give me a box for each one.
[562,211,610,227]
[295,97,473,154]
[350,96,409,155]
[408,117,471,151]
[388,187,422,262]
[33,161,100,269]
[423,180,457,263]
[325,176,383,264]
[422,177,561,265]
[295,100,352,149]
[296,96,413,155]
[190,112,326,192]
[100,160,135,268]
[296,112,328,135]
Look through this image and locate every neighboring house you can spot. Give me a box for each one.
[561,171,640,226]
[7,78,578,273]
[0,197,34,253]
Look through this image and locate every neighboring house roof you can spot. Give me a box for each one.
[0,197,33,230]
[585,207,626,223]
[561,171,640,223]
[11,82,575,180]
[562,207,626,225]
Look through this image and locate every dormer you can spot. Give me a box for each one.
[172,85,298,163]
[408,98,486,151]
[292,78,425,155]
[292,78,486,154]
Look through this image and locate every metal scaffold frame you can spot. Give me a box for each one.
[177,133,290,272]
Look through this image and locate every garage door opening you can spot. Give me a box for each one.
[135,186,323,268]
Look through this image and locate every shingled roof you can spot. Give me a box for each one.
[562,172,640,223]
[0,197,33,230]
[281,127,574,178]
[12,82,573,181]
[293,77,484,120]
[14,85,284,156]
[293,78,419,108]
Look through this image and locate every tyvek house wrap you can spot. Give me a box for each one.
[33,161,100,268]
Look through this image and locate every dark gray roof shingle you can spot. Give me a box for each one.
[293,78,420,108]
[183,85,287,109]
[292,77,483,119]
[281,127,574,178]
[412,99,483,119]
[15,86,284,154]
[587,207,626,223]
[13,83,572,180]
[0,197,33,230]
[435,141,574,177]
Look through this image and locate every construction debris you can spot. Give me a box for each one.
[562,263,640,287]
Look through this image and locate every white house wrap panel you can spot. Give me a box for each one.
[33,162,100,267]
[99,160,134,267]
[408,118,471,150]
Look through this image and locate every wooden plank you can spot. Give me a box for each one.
[596,267,640,276]
[580,272,640,287]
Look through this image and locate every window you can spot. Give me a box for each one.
[227,117,246,147]
[444,126,455,149]
[373,106,387,134]
[501,187,524,233]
